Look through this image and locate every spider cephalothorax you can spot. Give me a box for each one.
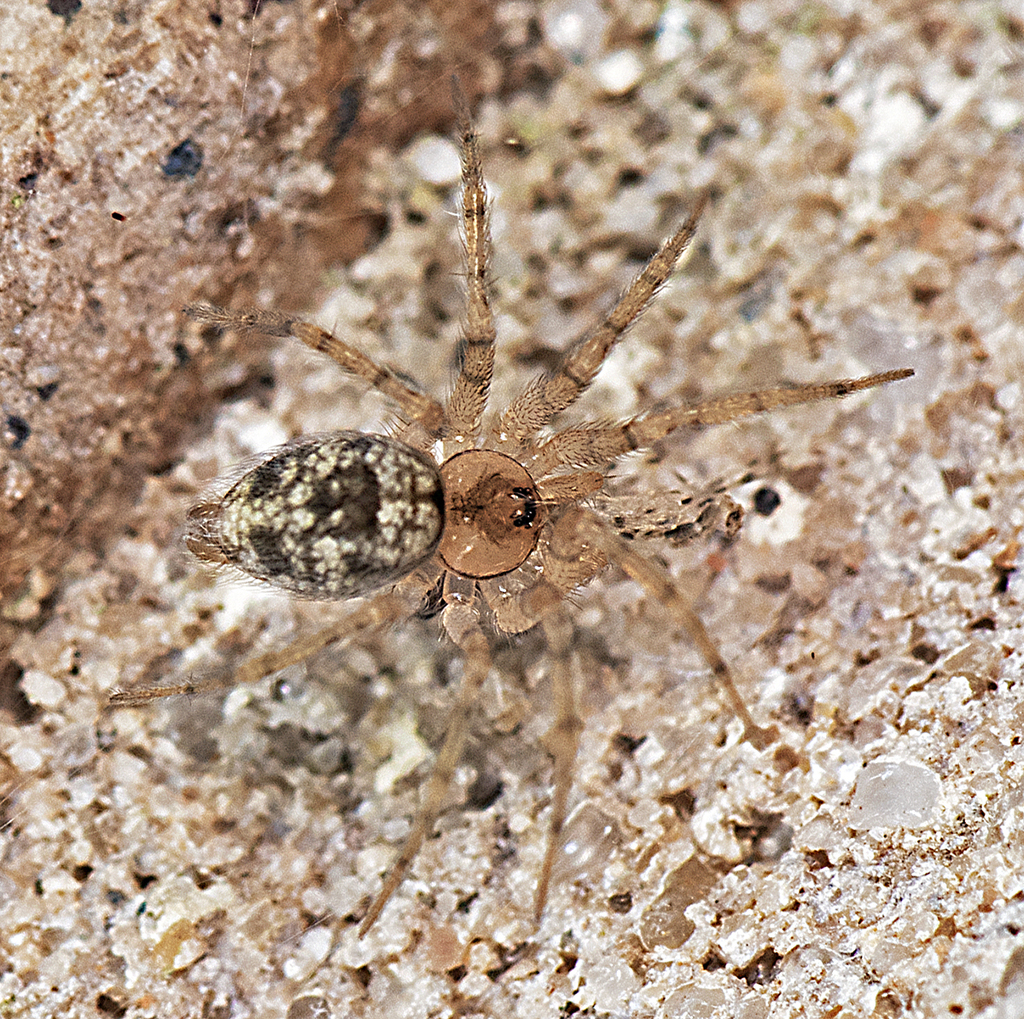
[112,86,912,936]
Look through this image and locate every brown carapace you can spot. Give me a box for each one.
[111,84,913,936]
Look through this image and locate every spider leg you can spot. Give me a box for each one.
[535,471,605,503]
[109,577,430,705]
[496,195,707,449]
[184,303,446,435]
[534,606,580,922]
[359,599,491,935]
[480,510,606,921]
[443,80,496,446]
[483,507,606,636]
[607,487,745,545]
[527,368,914,475]
[565,506,775,749]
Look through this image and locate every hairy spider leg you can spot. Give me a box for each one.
[358,601,491,935]
[495,193,708,451]
[109,577,432,705]
[443,78,496,445]
[527,368,914,476]
[184,303,446,436]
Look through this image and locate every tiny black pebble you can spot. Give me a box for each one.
[753,485,781,516]
[6,414,30,450]
[95,993,128,1017]
[608,891,633,913]
[36,381,59,401]
[47,0,82,19]
[161,138,204,180]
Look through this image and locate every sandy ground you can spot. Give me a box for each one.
[2,1,1024,1017]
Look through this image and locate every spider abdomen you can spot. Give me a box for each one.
[186,431,445,599]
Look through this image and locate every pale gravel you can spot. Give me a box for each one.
[3,2,1024,1018]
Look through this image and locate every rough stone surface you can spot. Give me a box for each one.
[2,2,1023,1017]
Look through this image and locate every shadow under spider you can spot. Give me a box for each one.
[111,82,913,937]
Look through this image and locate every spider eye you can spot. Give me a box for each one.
[510,487,539,529]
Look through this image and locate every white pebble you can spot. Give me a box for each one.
[21,669,66,709]
[849,760,940,830]
[996,382,1021,413]
[655,0,692,61]
[541,0,608,63]
[594,50,643,96]
[406,136,461,187]
[9,739,44,772]
[283,926,333,981]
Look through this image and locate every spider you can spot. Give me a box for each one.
[111,85,913,937]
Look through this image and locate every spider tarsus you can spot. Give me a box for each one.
[450,74,472,135]
[184,302,294,337]
[829,366,915,396]
[108,682,194,706]
[358,879,397,938]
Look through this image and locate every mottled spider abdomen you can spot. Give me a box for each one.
[186,431,445,599]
